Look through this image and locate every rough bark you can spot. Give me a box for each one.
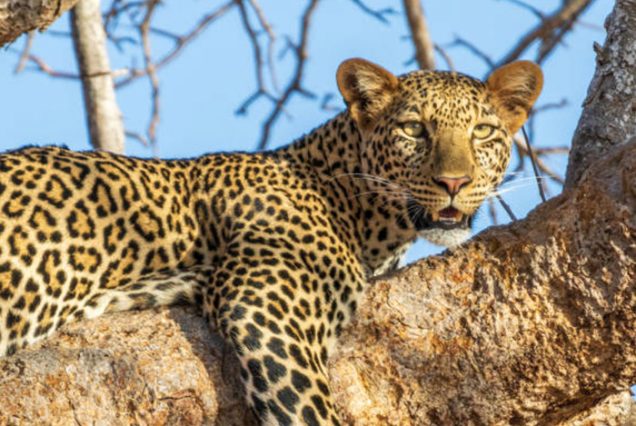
[565,0,636,187]
[0,308,257,425]
[71,0,125,153]
[0,0,79,46]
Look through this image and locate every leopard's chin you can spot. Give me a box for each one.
[417,227,471,248]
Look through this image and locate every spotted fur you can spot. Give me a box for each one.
[0,59,542,425]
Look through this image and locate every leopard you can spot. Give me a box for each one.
[0,58,542,425]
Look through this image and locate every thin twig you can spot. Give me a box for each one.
[512,134,565,185]
[533,98,569,113]
[12,48,130,79]
[125,130,149,146]
[522,126,546,202]
[236,0,271,113]
[496,194,517,221]
[487,197,499,225]
[499,0,544,19]
[434,44,454,71]
[14,31,35,74]
[320,93,341,112]
[139,0,161,150]
[247,0,279,92]
[447,36,495,68]
[11,50,79,79]
[350,0,396,24]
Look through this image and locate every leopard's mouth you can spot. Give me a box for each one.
[407,199,470,231]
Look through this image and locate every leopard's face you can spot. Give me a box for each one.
[337,59,543,246]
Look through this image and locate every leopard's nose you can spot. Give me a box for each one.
[433,176,472,196]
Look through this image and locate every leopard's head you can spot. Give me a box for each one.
[337,58,543,247]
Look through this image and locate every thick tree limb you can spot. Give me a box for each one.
[0,0,79,46]
[566,0,636,187]
[71,0,125,153]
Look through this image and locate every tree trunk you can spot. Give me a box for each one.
[0,0,79,46]
[565,0,636,187]
[70,0,125,153]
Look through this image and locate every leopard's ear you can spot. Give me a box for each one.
[337,58,399,130]
[487,61,543,134]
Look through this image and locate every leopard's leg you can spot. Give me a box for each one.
[205,229,363,426]
[0,266,214,356]
[81,265,215,318]
[209,269,340,425]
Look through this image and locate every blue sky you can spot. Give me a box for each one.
[0,0,613,265]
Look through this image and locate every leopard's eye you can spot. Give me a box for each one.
[473,124,495,140]
[401,121,425,138]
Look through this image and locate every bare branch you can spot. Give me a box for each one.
[350,0,396,24]
[320,93,341,112]
[14,31,35,73]
[235,0,270,114]
[521,126,547,202]
[402,0,435,70]
[533,98,569,114]
[71,0,125,153]
[513,135,566,185]
[487,197,498,225]
[247,0,278,91]
[446,36,495,68]
[434,44,454,71]
[496,0,595,67]
[125,130,150,147]
[139,0,161,150]
[499,0,545,19]
[114,1,235,89]
[21,53,79,79]
[256,0,321,150]
[496,193,517,221]
[10,48,132,80]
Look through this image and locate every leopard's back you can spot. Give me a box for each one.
[0,146,203,355]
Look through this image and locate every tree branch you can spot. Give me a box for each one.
[255,0,320,150]
[402,0,435,70]
[139,0,160,150]
[0,0,80,46]
[71,0,125,153]
[496,0,595,67]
